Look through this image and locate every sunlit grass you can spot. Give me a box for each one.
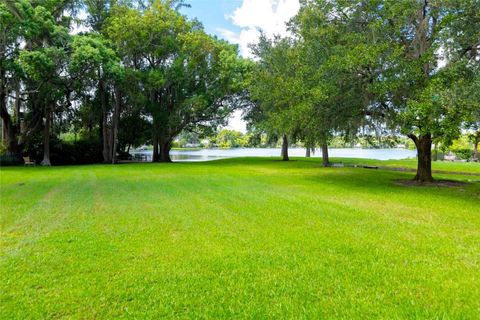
[1,158,479,318]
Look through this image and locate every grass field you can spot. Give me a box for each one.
[1,158,479,319]
[338,157,480,174]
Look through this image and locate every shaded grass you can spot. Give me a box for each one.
[335,157,480,174]
[1,157,479,319]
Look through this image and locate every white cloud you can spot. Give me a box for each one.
[225,110,247,133]
[70,10,90,35]
[219,0,300,58]
[220,1,300,131]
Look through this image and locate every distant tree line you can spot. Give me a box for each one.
[173,129,414,150]
[174,129,281,149]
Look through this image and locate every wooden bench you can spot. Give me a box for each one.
[23,157,36,166]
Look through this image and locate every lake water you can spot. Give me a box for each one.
[131,148,417,162]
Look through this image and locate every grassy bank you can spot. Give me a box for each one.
[1,158,479,318]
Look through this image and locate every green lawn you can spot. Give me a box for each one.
[336,157,480,174]
[1,158,479,319]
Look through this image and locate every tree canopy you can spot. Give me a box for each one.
[1,0,478,180]
[246,0,480,181]
[1,0,250,164]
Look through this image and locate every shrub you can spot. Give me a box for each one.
[0,153,23,166]
[50,136,103,165]
[23,134,103,165]
[0,142,23,166]
[452,148,474,160]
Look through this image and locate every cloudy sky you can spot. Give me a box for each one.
[181,0,300,131]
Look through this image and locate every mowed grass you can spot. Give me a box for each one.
[337,157,480,174]
[1,157,479,319]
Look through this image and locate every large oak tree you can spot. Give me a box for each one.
[106,0,250,162]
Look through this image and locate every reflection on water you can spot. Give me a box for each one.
[131,148,417,162]
[171,154,226,162]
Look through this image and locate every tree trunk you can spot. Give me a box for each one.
[159,135,172,163]
[305,147,311,158]
[14,83,21,126]
[152,132,159,162]
[0,79,19,155]
[111,121,118,164]
[111,86,121,164]
[1,117,18,155]
[281,134,289,161]
[433,142,438,161]
[409,134,433,182]
[473,133,479,161]
[41,107,51,166]
[473,140,478,161]
[322,143,329,167]
[99,78,111,163]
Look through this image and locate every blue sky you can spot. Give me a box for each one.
[181,0,300,59]
[73,1,300,132]
[181,0,300,132]
[181,1,243,38]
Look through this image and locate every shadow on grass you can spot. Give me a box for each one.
[301,165,480,206]
[393,179,469,187]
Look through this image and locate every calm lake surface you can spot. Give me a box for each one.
[131,148,417,162]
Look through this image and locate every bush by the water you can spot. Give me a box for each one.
[453,148,474,160]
